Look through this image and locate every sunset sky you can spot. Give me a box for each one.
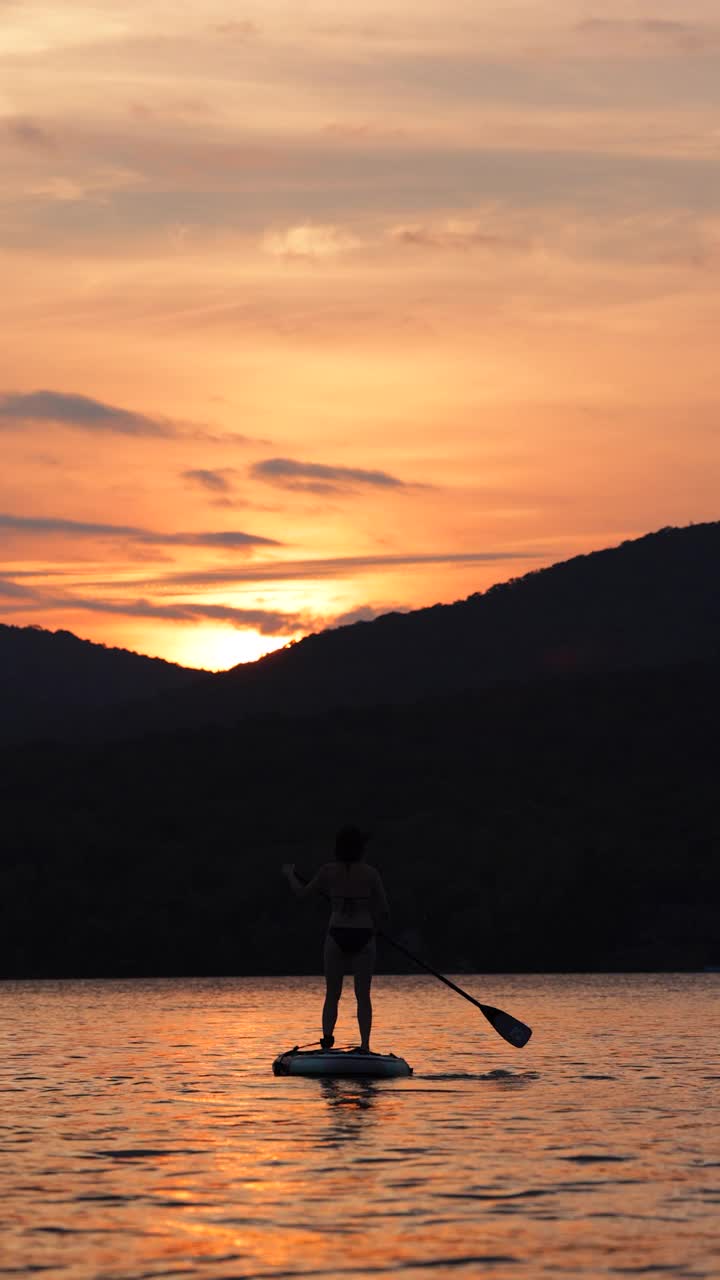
[2,0,719,670]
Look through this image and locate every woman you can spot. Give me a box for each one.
[282,826,390,1053]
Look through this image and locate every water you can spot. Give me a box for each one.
[0,974,718,1280]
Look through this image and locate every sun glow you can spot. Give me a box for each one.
[164,625,297,673]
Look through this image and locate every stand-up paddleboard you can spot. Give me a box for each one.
[273,1047,412,1078]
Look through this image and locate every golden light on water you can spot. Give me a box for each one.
[2,976,719,1276]
[1,972,717,1274]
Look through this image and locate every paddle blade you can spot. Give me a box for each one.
[480,1004,532,1048]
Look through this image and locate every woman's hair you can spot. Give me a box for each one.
[334,824,370,863]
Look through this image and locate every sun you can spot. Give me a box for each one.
[163,625,298,672]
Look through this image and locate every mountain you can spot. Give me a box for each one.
[0,624,208,741]
[1,521,719,978]
[2,656,718,978]
[4,522,720,745]
[101,520,720,739]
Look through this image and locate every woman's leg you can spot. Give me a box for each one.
[322,934,345,1044]
[352,938,376,1051]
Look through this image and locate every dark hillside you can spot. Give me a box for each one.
[1,658,718,978]
[0,624,208,741]
[4,522,719,745]
[1,521,718,978]
[102,521,720,738]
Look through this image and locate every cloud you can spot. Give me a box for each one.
[211,20,259,39]
[23,167,143,205]
[182,468,236,493]
[250,458,408,495]
[0,578,35,598]
[0,514,150,539]
[575,19,710,52]
[0,587,309,635]
[0,547,549,643]
[45,596,306,634]
[184,531,279,549]
[129,98,213,123]
[0,390,176,437]
[86,550,543,591]
[263,224,362,259]
[320,121,407,143]
[0,513,281,550]
[0,389,269,448]
[3,116,54,148]
[389,219,527,252]
[190,429,272,446]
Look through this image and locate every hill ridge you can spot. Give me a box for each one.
[99,519,720,738]
[2,520,719,742]
[0,620,208,741]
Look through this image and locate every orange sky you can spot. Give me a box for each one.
[2,1,720,669]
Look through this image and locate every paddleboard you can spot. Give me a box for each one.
[272,1047,413,1078]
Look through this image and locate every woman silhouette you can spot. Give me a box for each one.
[282,826,390,1052]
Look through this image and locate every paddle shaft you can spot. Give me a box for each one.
[377,928,491,1016]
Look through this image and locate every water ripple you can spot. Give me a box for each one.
[0,974,718,1280]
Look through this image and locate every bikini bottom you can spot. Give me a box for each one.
[328,927,374,955]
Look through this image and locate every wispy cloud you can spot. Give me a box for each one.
[210,19,259,39]
[41,596,307,634]
[0,577,35,598]
[178,530,280,549]
[23,167,142,205]
[0,513,281,550]
[389,219,527,252]
[0,390,267,449]
[190,429,273,446]
[182,468,236,493]
[3,116,55,148]
[263,223,362,259]
[251,457,409,494]
[0,588,309,636]
[320,121,407,143]
[0,545,549,644]
[576,19,711,52]
[0,390,176,437]
[83,550,542,591]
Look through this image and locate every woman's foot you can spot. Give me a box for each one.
[320,1034,335,1050]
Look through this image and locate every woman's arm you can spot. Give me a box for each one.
[282,862,329,900]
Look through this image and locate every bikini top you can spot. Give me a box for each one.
[331,892,372,918]
[327,864,375,918]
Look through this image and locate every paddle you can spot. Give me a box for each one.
[290,868,532,1049]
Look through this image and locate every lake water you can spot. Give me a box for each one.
[0,974,718,1280]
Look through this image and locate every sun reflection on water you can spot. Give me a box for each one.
[0,974,718,1279]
